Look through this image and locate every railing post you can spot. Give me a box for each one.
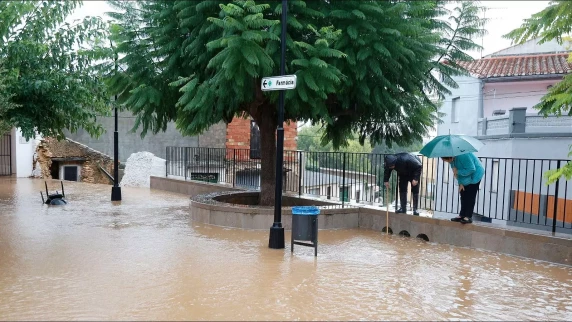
[232,149,236,188]
[165,146,169,177]
[207,148,210,174]
[298,151,303,197]
[552,160,561,234]
[9,134,12,175]
[184,147,188,181]
[395,175,399,211]
[342,152,346,208]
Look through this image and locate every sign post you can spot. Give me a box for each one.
[111,49,122,202]
[268,0,292,250]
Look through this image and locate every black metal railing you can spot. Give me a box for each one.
[165,147,406,208]
[434,157,571,233]
[166,146,571,233]
[0,134,12,176]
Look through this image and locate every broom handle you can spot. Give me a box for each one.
[385,189,389,235]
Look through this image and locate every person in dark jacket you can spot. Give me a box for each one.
[383,152,422,215]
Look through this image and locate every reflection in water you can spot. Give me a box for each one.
[0,178,571,321]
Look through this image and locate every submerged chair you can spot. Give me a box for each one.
[40,181,68,205]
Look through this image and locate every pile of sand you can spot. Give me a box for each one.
[120,152,166,188]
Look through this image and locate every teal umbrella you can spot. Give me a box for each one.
[420,134,484,158]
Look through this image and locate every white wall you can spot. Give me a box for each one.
[486,38,569,57]
[482,80,559,117]
[438,76,482,137]
[11,128,40,177]
[10,128,16,175]
[478,138,572,160]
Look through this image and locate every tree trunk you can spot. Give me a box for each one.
[254,103,278,206]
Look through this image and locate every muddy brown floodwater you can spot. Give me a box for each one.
[0,178,571,321]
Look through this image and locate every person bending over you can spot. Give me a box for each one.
[383,153,422,216]
[441,152,484,224]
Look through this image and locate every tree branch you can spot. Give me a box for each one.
[8,2,42,43]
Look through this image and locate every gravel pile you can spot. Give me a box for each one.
[120,152,166,188]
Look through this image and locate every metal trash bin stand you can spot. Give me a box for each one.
[291,206,319,256]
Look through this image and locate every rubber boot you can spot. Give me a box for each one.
[396,192,407,213]
[412,194,420,216]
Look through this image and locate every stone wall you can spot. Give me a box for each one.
[35,138,115,185]
[198,122,227,149]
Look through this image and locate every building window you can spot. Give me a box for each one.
[309,188,320,196]
[250,120,261,159]
[451,97,460,123]
[491,160,499,193]
[61,165,80,182]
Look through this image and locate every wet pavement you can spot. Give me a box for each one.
[1,178,571,321]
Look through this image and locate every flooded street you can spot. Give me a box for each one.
[1,178,571,321]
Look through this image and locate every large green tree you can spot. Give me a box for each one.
[0,64,18,135]
[106,0,486,205]
[0,1,111,140]
[505,0,572,183]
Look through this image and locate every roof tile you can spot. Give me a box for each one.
[458,53,572,79]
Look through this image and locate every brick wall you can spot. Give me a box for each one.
[283,120,297,151]
[225,116,298,154]
[226,117,252,150]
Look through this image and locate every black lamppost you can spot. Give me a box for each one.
[111,50,122,201]
[268,0,288,249]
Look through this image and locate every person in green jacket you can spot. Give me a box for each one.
[441,152,484,224]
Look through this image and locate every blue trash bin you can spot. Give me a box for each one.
[291,206,320,241]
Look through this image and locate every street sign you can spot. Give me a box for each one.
[261,75,297,91]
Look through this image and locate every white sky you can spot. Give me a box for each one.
[467,1,550,58]
[70,1,551,58]
[70,1,550,57]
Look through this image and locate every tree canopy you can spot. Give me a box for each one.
[505,0,572,183]
[106,0,486,204]
[0,0,111,139]
[0,65,18,135]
